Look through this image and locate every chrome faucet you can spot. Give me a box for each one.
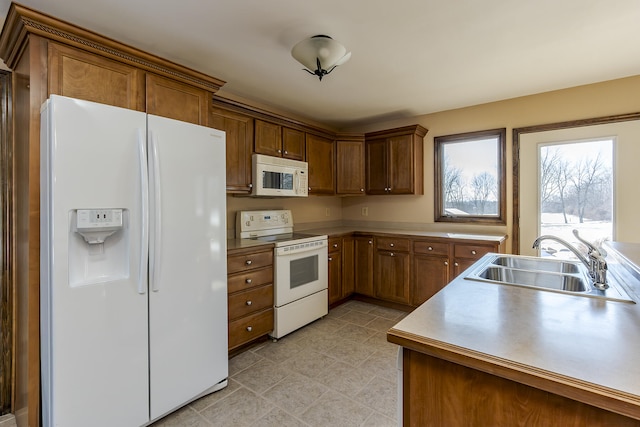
[532,230,608,290]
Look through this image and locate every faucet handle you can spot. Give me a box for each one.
[572,229,600,255]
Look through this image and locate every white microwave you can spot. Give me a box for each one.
[252,154,308,197]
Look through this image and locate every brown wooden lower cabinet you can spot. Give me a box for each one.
[354,236,375,297]
[402,349,640,427]
[227,245,274,351]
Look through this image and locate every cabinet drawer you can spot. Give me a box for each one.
[453,244,494,260]
[228,308,274,350]
[329,237,342,253]
[414,241,449,256]
[228,284,273,321]
[228,266,272,294]
[227,250,273,273]
[376,237,410,252]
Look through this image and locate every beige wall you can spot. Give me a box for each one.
[341,75,640,252]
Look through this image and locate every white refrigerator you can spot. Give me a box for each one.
[40,95,228,427]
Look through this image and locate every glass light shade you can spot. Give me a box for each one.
[291,35,351,73]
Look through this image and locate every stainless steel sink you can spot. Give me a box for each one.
[477,266,588,292]
[492,256,580,274]
[464,254,635,303]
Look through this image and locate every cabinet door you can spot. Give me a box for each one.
[388,135,415,194]
[375,250,410,304]
[48,42,145,110]
[355,237,374,297]
[282,127,305,160]
[146,73,210,125]
[365,138,388,194]
[210,107,254,193]
[341,236,355,298]
[336,137,365,194]
[306,134,335,194]
[328,249,343,305]
[254,120,282,157]
[412,254,450,306]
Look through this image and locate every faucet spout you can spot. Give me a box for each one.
[532,230,608,290]
[532,235,590,268]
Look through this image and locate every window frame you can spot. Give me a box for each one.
[434,128,507,224]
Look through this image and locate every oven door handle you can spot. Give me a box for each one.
[276,242,327,257]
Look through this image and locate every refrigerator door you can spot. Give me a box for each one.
[147,115,228,420]
[40,96,149,427]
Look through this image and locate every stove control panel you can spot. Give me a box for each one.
[236,209,293,238]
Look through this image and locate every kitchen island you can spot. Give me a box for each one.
[388,242,640,426]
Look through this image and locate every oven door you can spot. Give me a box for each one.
[274,240,328,307]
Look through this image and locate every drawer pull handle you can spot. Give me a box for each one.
[471,250,477,255]
[245,278,252,284]
[246,300,252,306]
[246,326,252,332]
[428,246,433,251]
[245,260,252,265]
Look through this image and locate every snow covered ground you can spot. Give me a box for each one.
[538,213,612,260]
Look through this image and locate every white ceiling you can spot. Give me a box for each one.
[1,0,639,129]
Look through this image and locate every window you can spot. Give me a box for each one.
[434,128,506,224]
[537,139,613,258]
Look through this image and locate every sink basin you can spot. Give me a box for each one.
[492,256,580,273]
[478,266,589,292]
[463,254,635,303]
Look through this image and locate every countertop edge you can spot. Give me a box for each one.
[387,328,640,421]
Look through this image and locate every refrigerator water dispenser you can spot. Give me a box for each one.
[69,208,129,287]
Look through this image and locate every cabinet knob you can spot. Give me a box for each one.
[284,150,288,154]
[248,183,253,188]
[277,149,282,153]
[246,326,253,332]
[444,261,449,266]
[368,240,373,245]
[333,243,338,248]
[428,246,433,251]
[471,250,477,255]
[308,187,311,191]
[245,260,252,265]
[328,257,333,261]
[245,278,252,284]
[246,300,252,306]
[454,262,459,267]
[360,188,364,192]
[390,243,394,247]
[390,252,394,257]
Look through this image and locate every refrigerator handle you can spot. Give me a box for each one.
[149,130,162,292]
[137,129,149,295]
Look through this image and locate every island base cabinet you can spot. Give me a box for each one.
[402,349,640,427]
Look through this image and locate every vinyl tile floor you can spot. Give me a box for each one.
[151,300,407,427]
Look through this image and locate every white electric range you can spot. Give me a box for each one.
[236,210,328,339]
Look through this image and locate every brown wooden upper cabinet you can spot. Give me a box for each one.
[210,107,254,194]
[306,134,335,195]
[365,125,428,195]
[146,74,210,125]
[254,119,305,161]
[336,134,365,195]
[48,42,146,111]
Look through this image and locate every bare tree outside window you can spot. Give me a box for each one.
[435,128,506,224]
[538,140,613,258]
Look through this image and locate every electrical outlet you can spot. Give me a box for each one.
[361,207,369,217]
[325,208,330,217]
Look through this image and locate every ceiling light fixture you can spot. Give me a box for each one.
[291,35,351,81]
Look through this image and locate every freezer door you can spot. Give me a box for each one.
[147,115,228,420]
[40,95,149,427]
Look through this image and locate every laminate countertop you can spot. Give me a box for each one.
[388,241,640,420]
[299,225,507,243]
